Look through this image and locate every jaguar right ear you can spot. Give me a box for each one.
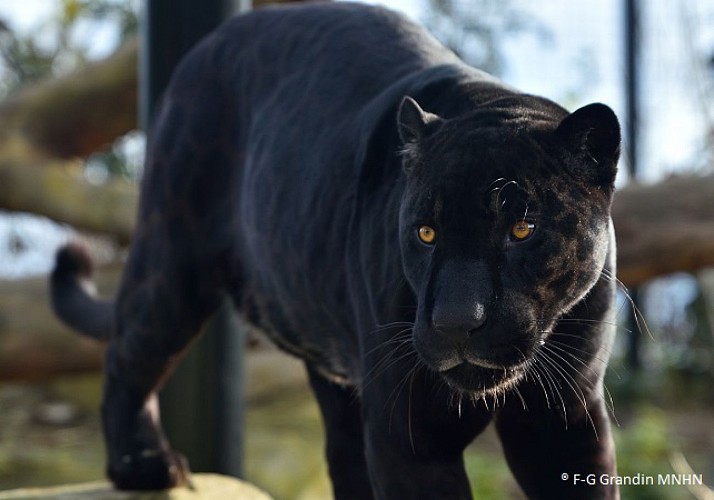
[397,96,441,145]
[556,103,621,187]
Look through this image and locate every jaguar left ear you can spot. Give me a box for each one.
[397,96,441,145]
[556,103,621,186]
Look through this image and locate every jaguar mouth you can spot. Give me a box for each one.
[440,361,526,397]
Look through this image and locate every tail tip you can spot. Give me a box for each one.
[54,242,94,279]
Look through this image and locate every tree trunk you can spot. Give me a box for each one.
[0,39,139,243]
[0,155,137,244]
[2,169,706,288]
[612,174,714,287]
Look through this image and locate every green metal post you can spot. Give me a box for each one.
[139,0,245,477]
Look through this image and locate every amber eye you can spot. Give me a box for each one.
[417,225,437,245]
[510,220,535,242]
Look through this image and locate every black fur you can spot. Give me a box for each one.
[51,243,113,339]
[51,3,621,498]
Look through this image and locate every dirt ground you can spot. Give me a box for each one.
[0,347,712,499]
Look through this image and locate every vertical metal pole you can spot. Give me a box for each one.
[625,0,639,178]
[140,0,233,129]
[624,0,642,370]
[214,299,246,475]
[139,0,245,477]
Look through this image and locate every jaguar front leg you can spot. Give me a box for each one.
[307,366,374,500]
[496,380,619,499]
[360,365,492,499]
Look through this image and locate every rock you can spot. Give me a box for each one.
[0,473,273,499]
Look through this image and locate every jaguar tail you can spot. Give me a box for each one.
[50,243,114,341]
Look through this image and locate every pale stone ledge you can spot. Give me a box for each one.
[0,473,273,500]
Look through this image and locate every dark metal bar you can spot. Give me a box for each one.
[139,0,245,477]
[140,0,232,129]
[624,0,642,370]
[625,0,639,179]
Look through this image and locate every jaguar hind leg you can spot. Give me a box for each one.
[102,230,224,490]
[103,390,191,490]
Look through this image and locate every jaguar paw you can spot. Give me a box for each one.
[108,448,191,491]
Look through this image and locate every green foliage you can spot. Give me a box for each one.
[64,0,139,40]
[0,0,143,181]
[612,407,695,500]
[0,0,138,97]
[464,443,519,498]
[0,376,104,489]
[86,131,145,181]
[615,409,670,486]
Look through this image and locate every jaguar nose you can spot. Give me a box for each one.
[432,303,487,343]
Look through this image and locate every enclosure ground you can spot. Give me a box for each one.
[0,348,711,499]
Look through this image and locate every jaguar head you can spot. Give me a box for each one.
[396,95,620,397]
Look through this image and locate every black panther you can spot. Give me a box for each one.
[51,3,621,498]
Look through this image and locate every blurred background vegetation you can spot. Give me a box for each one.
[0,0,712,499]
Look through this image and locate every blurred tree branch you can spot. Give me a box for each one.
[0,6,714,378]
[613,174,714,287]
[0,155,137,244]
[0,34,713,283]
[0,38,137,159]
[0,39,138,243]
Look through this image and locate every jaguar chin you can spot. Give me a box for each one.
[441,361,529,399]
